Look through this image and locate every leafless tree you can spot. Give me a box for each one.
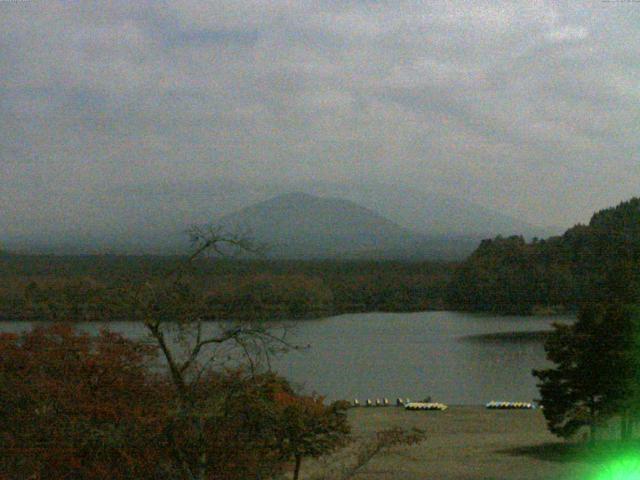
[131,225,294,480]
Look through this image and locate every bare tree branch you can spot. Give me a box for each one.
[132,224,292,480]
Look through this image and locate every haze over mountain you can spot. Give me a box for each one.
[216,192,479,260]
[293,181,556,239]
[2,177,559,257]
[1,179,555,258]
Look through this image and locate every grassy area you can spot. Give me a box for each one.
[303,406,606,480]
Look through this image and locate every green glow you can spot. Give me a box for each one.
[593,455,640,480]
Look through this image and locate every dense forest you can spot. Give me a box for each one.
[0,255,453,321]
[448,198,640,314]
[3,197,639,320]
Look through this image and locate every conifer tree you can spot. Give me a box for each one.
[533,303,640,441]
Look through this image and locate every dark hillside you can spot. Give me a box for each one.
[448,198,640,314]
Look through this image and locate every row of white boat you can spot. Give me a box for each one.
[485,401,536,409]
[405,402,448,411]
[351,398,424,407]
[350,399,535,410]
[351,398,448,410]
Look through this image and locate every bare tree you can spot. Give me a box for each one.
[130,225,292,480]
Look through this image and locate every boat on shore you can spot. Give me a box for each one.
[405,402,448,411]
[485,401,534,409]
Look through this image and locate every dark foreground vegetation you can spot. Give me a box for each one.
[0,230,425,480]
[0,323,358,479]
[534,302,640,443]
[0,324,325,479]
[0,254,453,322]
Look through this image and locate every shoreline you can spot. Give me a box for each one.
[0,308,575,323]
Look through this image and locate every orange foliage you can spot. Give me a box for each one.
[0,326,348,479]
[0,324,169,479]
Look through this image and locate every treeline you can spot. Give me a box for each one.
[448,197,640,314]
[10,196,640,320]
[0,255,453,321]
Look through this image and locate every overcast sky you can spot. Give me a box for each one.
[1,0,639,242]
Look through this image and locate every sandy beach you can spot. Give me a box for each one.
[304,406,600,480]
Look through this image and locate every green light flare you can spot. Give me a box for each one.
[593,455,640,480]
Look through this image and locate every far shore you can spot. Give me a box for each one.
[0,307,575,324]
[460,330,554,342]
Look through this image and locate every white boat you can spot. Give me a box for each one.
[404,402,448,411]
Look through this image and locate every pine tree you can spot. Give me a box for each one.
[533,303,640,441]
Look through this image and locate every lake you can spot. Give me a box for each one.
[0,311,573,405]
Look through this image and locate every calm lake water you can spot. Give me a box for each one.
[0,311,573,405]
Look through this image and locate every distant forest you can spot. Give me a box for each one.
[448,197,640,314]
[2,197,639,320]
[0,255,452,321]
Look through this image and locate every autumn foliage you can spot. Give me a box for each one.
[274,392,350,479]
[0,324,350,479]
[0,324,168,479]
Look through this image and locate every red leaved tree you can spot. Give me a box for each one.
[0,323,348,480]
[0,323,170,479]
[274,391,350,480]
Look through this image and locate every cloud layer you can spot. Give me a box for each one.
[1,0,639,244]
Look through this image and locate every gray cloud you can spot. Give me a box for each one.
[1,0,639,247]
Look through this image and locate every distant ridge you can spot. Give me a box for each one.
[293,180,557,239]
[217,192,478,260]
[1,178,554,256]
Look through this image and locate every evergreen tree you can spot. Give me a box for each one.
[533,303,640,441]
